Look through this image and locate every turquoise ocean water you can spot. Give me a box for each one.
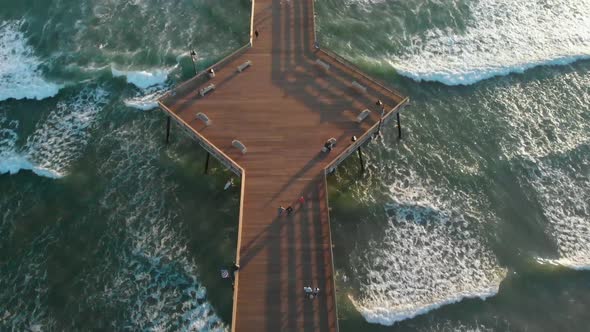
[1,0,589,331]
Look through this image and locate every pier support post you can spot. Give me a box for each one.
[165,116,171,144]
[376,118,383,137]
[397,112,402,139]
[204,152,210,174]
[357,147,365,174]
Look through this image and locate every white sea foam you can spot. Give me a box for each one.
[88,120,227,331]
[348,172,506,325]
[0,206,58,331]
[0,114,58,177]
[388,0,590,85]
[529,160,590,270]
[124,97,159,111]
[123,85,169,111]
[495,70,590,269]
[494,71,590,161]
[0,21,62,101]
[0,87,109,178]
[112,67,170,89]
[0,152,60,178]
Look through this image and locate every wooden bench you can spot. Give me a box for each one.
[315,59,330,71]
[232,139,247,154]
[237,60,252,73]
[351,80,367,93]
[196,112,212,126]
[356,109,371,123]
[199,84,215,97]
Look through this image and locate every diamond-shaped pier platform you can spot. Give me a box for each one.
[158,0,409,330]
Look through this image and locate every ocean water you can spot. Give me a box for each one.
[1,0,589,331]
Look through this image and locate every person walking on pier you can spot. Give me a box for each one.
[286,206,294,215]
[313,287,320,297]
[298,196,305,205]
[278,206,286,217]
[255,29,259,39]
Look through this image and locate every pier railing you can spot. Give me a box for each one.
[324,97,409,175]
[158,101,247,332]
[158,102,244,177]
[249,0,256,44]
[160,42,252,104]
[322,172,340,332]
[318,48,406,101]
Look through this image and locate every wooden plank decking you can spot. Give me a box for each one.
[159,0,409,331]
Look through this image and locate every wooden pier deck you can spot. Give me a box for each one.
[158,0,409,330]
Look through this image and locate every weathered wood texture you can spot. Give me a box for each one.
[159,0,408,331]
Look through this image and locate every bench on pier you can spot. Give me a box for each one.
[315,59,330,71]
[321,137,337,153]
[356,109,371,123]
[232,139,247,154]
[200,84,215,97]
[237,60,252,73]
[351,80,367,93]
[196,112,212,126]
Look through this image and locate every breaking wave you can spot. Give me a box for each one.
[0,87,109,178]
[91,118,227,331]
[111,67,171,89]
[495,69,590,269]
[123,85,169,111]
[0,21,62,101]
[389,0,590,85]
[348,172,506,325]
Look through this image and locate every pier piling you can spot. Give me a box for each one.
[165,116,171,144]
[357,147,365,174]
[397,112,402,139]
[204,152,210,174]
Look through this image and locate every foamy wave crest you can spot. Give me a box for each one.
[529,158,590,270]
[0,87,109,178]
[0,114,58,178]
[494,71,590,161]
[112,67,171,89]
[123,85,169,111]
[0,152,60,178]
[496,69,590,269]
[390,0,590,85]
[348,173,506,326]
[0,21,62,101]
[23,87,109,177]
[87,120,227,330]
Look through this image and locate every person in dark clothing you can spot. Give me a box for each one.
[255,30,259,38]
[286,206,294,215]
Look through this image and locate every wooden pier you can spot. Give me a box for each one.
[158,0,409,330]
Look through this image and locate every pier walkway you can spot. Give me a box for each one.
[158,0,409,330]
